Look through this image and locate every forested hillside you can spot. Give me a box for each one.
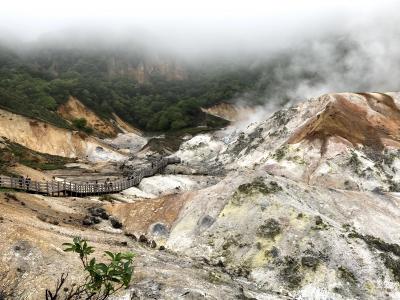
[0,45,263,132]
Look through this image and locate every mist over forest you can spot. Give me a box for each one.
[1,0,399,131]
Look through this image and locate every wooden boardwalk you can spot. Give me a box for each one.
[0,157,180,197]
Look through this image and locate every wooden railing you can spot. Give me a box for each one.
[0,157,180,197]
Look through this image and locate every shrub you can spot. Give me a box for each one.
[45,237,134,300]
[348,152,362,174]
[72,118,94,134]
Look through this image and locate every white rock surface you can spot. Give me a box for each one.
[176,134,225,166]
[160,92,400,299]
[121,186,156,199]
[105,133,147,154]
[139,175,201,196]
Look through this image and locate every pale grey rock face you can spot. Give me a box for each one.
[138,175,203,196]
[163,92,400,299]
[166,172,400,299]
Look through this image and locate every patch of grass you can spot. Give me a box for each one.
[311,215,329,230]
[232,178,282,206]
[0,140,75,173]
[222,236,239,250]
[348,151,362,175]
[288,155,306,165]
[257,219,281,239]
[382,149,398,166]
[265,246,279,258]
[272,110,290,126]
[278,256,302,289]
[99,194,115,202]
[348,231,400,283]
[381,253,400,283]
[337,266,358,285]
[274,146,288,161]
[236,178,282,196]
[387,179,400,192]
[230,132,248,155]
[301,256,320,270]
[207,271,223,284]
[348,232,400,256]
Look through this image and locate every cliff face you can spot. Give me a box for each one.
[0,108,125,161]
[106,56,187,84]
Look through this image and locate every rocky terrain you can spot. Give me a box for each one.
[2,92,400,299]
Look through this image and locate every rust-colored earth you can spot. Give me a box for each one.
[106,193,190,235]
[287,93,400,150]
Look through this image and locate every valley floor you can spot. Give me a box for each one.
[0,192,282,299]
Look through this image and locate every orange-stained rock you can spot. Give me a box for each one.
[287,93,400,150]
[105,193,190,236]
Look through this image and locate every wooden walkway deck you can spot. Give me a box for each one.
[0,157,180,197]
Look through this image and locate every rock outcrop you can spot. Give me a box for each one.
[107,56,187,84]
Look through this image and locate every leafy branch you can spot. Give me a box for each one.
[45,237,134,300]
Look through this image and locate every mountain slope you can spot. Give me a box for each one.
[207,92,400,191]
[57,96,119,137]
[3,92,400,299]
[110,92,400,299]
[0,45,260,132]
[0,108,125,161]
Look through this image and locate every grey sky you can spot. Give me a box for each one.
[1,0,399,56]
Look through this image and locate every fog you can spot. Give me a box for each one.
[1,0,397,55]
[1,0,400,115]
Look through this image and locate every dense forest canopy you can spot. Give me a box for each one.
[0,45,268,131]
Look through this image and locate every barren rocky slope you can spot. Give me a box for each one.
[57,97,119,137]
[127,92,400,299]
[0,192,272,300]
[0,108,125,161]
[3,92,400,299]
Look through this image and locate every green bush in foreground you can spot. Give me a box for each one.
[45,237,134,300]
